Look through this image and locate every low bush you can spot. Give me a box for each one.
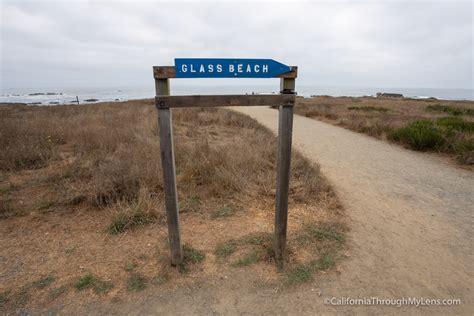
[436,117,474,132]
[426,104,467,116]
[295,96,474,165]
[389,120,445,151]
[389,117,473,163]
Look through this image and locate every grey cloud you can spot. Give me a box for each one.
[1,0,472,89]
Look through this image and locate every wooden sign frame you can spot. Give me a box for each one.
[153,65,297,270]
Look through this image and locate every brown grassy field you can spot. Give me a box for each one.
[295,96,474,165]
[0,100,345,312]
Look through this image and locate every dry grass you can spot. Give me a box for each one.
[296,96,474,165]
[0,100,345,312]
[1,100,333,209]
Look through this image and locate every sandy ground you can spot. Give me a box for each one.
[41,106,472,315]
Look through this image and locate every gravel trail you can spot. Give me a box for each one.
[231,106,473,314]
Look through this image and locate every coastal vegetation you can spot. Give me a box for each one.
[0,100,346,312]
[296,96,474,165]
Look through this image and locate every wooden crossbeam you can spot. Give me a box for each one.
[155,94,295,109]
[153,66,298,79]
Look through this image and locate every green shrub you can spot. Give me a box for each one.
[389,120,444,150]
[465,108,474,116]
[436,117,474,132]
[426,104,467,116]
[75,274,96,290]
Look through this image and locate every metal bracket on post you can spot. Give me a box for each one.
[155,78,183,266]
[279,69,296,95]
[275,77,295,271]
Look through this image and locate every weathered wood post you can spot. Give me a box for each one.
[154,59,296,269]
[155,78,183,266]
[274,74,295,270]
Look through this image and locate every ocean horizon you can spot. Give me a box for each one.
[1,85,472,105]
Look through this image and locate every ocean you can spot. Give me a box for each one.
[1,85,472,105]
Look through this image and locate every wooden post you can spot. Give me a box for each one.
[275,77,295,271]
[155,78,183,266]
[153,63,297,269]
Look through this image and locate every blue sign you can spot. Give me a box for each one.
[174,58,291,78]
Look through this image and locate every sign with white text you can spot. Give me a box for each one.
[174,58,291,78]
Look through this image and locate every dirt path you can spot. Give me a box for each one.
[231,106,473,314]
[81,107,472,315]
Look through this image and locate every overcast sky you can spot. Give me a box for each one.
[0,0,472,90]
